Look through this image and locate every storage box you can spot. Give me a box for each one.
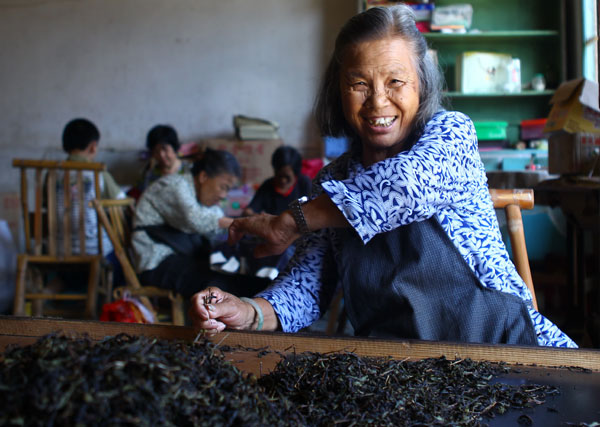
[456,52,514,94]
[200,138,283,186]
[520,118,547,141]
[474,121,508,141]
[431,4,473,30]
[544,78,600,175]
[548,131,600,175]
[544,78,600,134]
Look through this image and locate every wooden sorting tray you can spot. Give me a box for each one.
[1,316,599,424]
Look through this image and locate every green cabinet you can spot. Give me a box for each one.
[425,0,565,144]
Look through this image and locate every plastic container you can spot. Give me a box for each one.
[520,118,547,141]
[531,74,546,91]
[324,136,349,158]
[474,121,508,141]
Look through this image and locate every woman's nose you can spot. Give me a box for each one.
[366,87,390,108]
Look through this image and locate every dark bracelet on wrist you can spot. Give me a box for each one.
[288,196,310,235]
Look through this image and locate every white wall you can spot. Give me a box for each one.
[0,0,354,189]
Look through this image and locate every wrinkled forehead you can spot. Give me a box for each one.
[340,36,418,75]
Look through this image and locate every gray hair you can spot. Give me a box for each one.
[314,5,443,144]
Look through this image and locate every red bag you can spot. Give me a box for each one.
[100,298,152,323]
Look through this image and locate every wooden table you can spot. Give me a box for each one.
[535,176,600,346]
[1,317,600,424]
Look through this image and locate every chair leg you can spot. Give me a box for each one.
[13,255,28,316]
[104,269,114,306]
[170,292,185,326]
[506,204,538,310]
[85,259,101,319]
[31,268,44,317]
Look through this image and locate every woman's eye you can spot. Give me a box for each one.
[389,79,405,88]
[352,82,368,91]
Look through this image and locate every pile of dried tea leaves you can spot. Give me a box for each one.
[0,334,559,427]
[0,333,299,427]
[259,352,559,426]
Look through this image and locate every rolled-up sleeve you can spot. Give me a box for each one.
[321,111,482,243]
[256,177,340,332]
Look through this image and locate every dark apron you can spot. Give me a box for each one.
[337,217,537,345]
[136,224,210,260]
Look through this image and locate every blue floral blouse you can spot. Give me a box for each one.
[256,110,577,348]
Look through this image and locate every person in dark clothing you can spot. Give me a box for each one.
[243,146,312,217]
[236,146,311,274]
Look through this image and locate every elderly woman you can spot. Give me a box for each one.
[190,6,576,347]
[132,148,269,298]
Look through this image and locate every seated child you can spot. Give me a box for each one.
[243,146,311,216]
[127,124,189,200]
[57,118,125,256]
[44,118,125,294]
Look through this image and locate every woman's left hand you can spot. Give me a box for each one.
[189,287,255,336]
[228,212,299,257]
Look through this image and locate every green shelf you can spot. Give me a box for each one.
[424,31,559,41]
[419,0,564,146]
[445,90,555,98]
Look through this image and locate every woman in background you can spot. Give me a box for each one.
[128,124,189,200]
[132,148,269,298]
[239,145,312,273]
[243,146,311,216]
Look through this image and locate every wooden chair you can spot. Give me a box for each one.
[12,159,108,319]
[489,188,538,310]
[91,198,185,326]
[325,188,539,335]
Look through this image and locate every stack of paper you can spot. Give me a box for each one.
[234,115,280,140]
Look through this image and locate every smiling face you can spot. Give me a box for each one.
[194,171,237,207]
[152,143,179,173]
[340,36,420,166]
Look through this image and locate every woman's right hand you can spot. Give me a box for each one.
[228,212,299,257]
[189,287,255,336]
[228,194,349,258]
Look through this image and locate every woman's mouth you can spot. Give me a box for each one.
[367,116,397,127]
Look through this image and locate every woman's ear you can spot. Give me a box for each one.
[197,170,208,184]
[88,140,98,156]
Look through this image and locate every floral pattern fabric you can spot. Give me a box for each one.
[256,111,577,348]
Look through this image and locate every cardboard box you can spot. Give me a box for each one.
[544,78,600,134]
[545,78,600,175]
[200,138,282,187]
[548,131,600,175]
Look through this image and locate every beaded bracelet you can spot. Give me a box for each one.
[240,297,263,331]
